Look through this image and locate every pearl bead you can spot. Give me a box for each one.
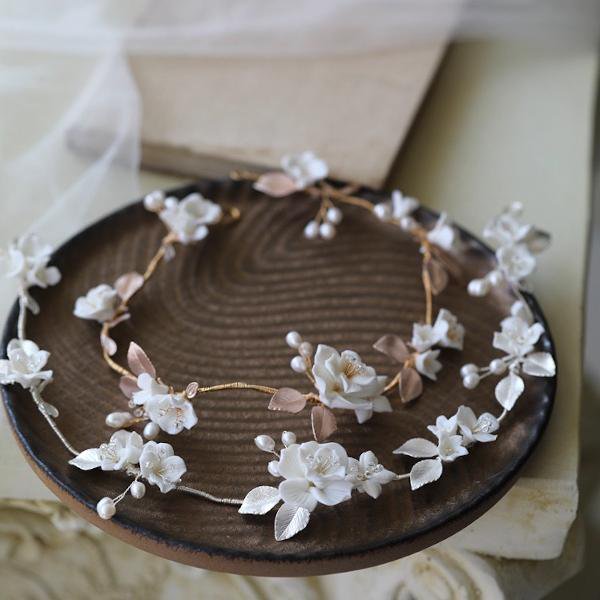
[281,431,296,447]
[467,278,491,297]
[143,190,165,212]
[105,411,133,428]
[143,421,160,440]
[487,270,503,286]
[285,331,303,349]
[130,481,146,499]
[298,341,313,358]
[267,460,280,477]
[255,435,275,452]
[373,203,391,221]
[400,216,416,231]
[326,206,342,225]
[489,359,506,375]
[303,220,319,239]
[290,355,307,373]
[460,363,478,377]
[96,497,116,520]
[463,373,481,389]
[319,222,336,240]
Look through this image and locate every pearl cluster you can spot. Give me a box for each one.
[460,358,508,389]
[285,331,314,373]
[303,206,342,240]
[373,202,416,232]
[96,479,146,520]
[105,410,161,440]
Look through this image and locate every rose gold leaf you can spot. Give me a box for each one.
[100,332,117,356]
[311,405,337,442]
[119,375,139,399]
[186,382,199,399]
[434,248,463,281]
[426,259,449,295]
[253,172,298,198]
[127,341,156,377]
[373,334,409,364]
[399,367,423,403]
[114,272,144,302]
[268,388,307,413]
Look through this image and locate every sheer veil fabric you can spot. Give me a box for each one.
[0,0,597,317]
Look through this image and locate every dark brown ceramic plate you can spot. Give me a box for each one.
[1,179,556,576]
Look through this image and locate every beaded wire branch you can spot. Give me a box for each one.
[0,151,555,541]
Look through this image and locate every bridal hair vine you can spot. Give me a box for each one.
[0,151,555,541]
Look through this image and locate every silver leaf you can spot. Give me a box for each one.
[522,352,556,377]
[274,503,310,541]
[238,486,280,515]
[409,458,443,491]
[41,401,59,418]
[495,372,525,411]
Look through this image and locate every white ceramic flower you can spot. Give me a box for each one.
[455,406,499,444]
[158,193,222,244]
[139,441,186,493]
[131,373,169,406]
[69,430,144,472]
[1,234,61,290]
[493,315,545,357]
[241,434,396,540]
[346,450,396,499]
[145,393,198,435]
[391,190,419,219]
[427,414,457,439]
[73,284,119,323]
[483,202,550,253]
[131,373,197,434]
[432,308,465,350]
[281,151,329,189]
[276,441,353,511]
[427,213,456,251]
[414,349,442,380]
[462,302,555,411]
[496,243,536,283]
[0,339,52,389]
[468,204,550,296]
[411,323,438,353]
[311,344,390,423]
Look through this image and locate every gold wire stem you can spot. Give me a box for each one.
[383,371,401,393]
[194,382,278,395]
[422,260,434,326]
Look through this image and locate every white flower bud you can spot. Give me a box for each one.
[303,220,319,240]
[143,421,160,440]
[281,431,296,447]
[254,435,276,452]
[319,222,336,240]
[460,363,478,377]
[489,359,507,375]
[290,355,307,373]
[130,481,146,499]
[267,460,280,477]
[373,203,391,221]
[285,331,303,349]
[463,373,481,389]
[143,190,165,212]
[326,206,343,225]
[105,411,133,429]
[96,497,116,520]
[298,341,313,358]
[467,278,491,297]
[400,216,416,231]
[486,269,503,286]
